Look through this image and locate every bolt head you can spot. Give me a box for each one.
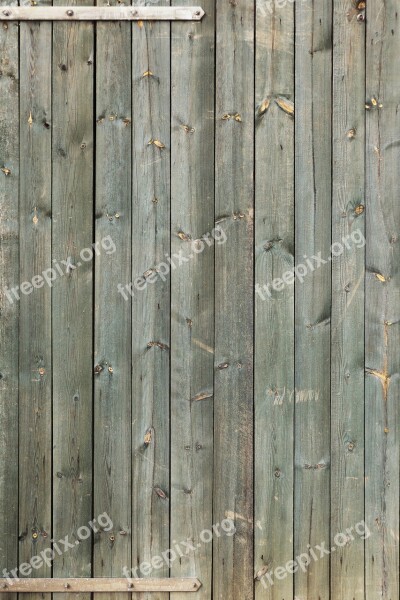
[66,9,74,16]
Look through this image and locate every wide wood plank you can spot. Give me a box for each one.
[170,1,215,600]
[0,3,19,598]
[18,12,52,600]
[331,1,366,598]
[93,12,132,600]
[365,1,400,598]
[0,6,205,21]
[131,9,171,600]
[213,2,254,599]
[254,2,294,599]
[52,2,94,599]
[294,2,332,599]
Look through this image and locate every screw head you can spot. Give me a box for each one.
[66,9,74,17]
[3,9,11,16]
[357,12,365,21]
[64,583,70,589]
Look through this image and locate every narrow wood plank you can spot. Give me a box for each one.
[170,1,215,600]
[213,2,254,599]
[131,9,171,600]
[331,2,366,598]
[365,1,400,598]
[18,12,52,600]
[254,2,294,598]
[0,578,201,593]
[52,2,94,599]
[93,11,132,600]
[0,6,205,21]
[0,3,19,598]
[294,1,332,599]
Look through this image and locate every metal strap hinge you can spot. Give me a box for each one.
[0,6,205,21]
[0,577,202,593]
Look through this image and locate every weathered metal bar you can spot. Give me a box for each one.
[0,578,202,593]
[0,6,204,20]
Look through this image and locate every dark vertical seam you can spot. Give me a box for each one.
[252,1,256,599]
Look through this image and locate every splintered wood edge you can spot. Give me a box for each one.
[0,6,205,21]
[0,578,202,593]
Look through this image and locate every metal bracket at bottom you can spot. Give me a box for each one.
[0,578,202,593]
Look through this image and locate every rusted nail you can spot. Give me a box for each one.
[1,167,11,176]
[109,534,115,542]
[38,367,45,376]
[128,583,134,590]
[2,9,11,17]
[94,364,103,375]
[347,128,356,139]
[348,442,355,452]
[274,469,281,478]
[357,13,365,22]
[32,531,38,539]
[108,366,114,374]
[64,583,70,589]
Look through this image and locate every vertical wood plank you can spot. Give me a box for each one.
[213,2,254,599]
[52,1,94,598]
[0,3,19,598]
[170,1,215,600]
[254,2,294,598]
[294,1,332,598]
[19,11,52,600]
[131,5,171,600]
[93,10,132,600]
[331,1,366,598]
[365,1,400,598]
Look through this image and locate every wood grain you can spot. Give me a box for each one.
[213,2,254,599]
[365,1,400,598]
[93,11,132,600]
[294,1,332,598]
[254,1,295,598]
[52,2,94,599]
[331,1,366,598]
[170,1,215,600]
[131,7,171,600]
[0,2,19,598]
[19,12,52,600]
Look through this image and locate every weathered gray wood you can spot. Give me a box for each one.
[170,1,215,600]
[52,3,94,599]
[131,8,170,600]
[0,3,18,598]
[294,2,332,599]
[18,13,52,600]
[93,12,132,600]
[0,6,204,21]
[331,1,365,598]
[254,2,294,599]
[213,2,254,599]
[0,578,201,593]
[365,1,400,598]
